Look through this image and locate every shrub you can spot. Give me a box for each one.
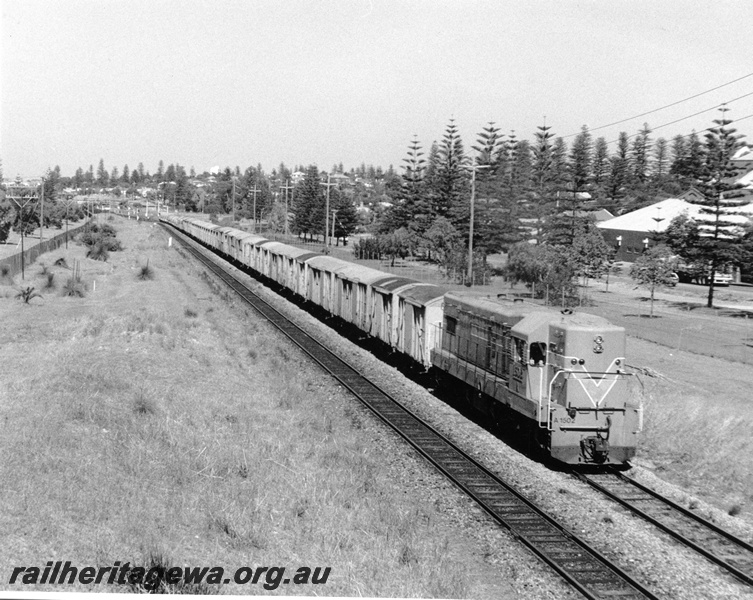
[43,272,55,290]
[86,241,109,262]
[137,260,154,281]
[16,286,42,304]
[62,261,85,297]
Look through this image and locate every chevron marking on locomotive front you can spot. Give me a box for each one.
[563,357,624,407]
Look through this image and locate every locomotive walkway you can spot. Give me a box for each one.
[163,220,659,600]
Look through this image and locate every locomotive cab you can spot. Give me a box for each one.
[545,314,640,464]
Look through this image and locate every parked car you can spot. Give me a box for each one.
[667,272,679,287]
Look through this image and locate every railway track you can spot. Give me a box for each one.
[165,222,658,600]
[577,470,753,587]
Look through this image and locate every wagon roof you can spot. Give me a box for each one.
[397,284,447,306]
[371,275,420,293]
[186,218,220,230]
[263,243,318,259]
[241,234,270,246]
[227,230,256,241]
[331,262,390,284]
[216,226,237,233]
[302,255,346,271]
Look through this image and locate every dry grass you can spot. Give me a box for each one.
[0,218,503,597]
[628,338,753,521]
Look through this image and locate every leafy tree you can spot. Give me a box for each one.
[570,225,614,284]
[377,227,417,266]
[630,244,677,317]
[423,216,463,265]
[506,243,577,306]
[331,188,358,243]
[291,165,324,241]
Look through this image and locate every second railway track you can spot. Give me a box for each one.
[165,222,659,600]
[577,469,753,587]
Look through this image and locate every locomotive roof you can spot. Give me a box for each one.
[397,284,447,306]
[444,291,534,321]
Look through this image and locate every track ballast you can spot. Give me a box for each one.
[577,470,753,586]
[165,222,659,600]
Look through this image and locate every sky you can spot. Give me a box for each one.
[2,0,753,179]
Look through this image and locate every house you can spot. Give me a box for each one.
[597,197,753,261]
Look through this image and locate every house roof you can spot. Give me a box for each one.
[597,197,753,233]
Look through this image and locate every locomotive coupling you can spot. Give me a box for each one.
[581,435,609,464]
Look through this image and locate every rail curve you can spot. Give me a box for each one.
[163,222,659,600]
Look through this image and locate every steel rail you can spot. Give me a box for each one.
[164,222,658,600]
[576,470,753,587]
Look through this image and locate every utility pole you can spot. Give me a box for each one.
[280,180,294,237]
[465,163,490,287]
[39,177,45,243]
[249,184,260,233]
[331,210,337,246]
[231,179,236,222]
[320,174,336,248]
[6,183,39,280]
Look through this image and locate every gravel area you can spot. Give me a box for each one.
[188,239,753,600]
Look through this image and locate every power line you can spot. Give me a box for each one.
[606,91,753,145]
[563,70,753,139]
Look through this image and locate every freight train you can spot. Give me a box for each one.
[162,215,642,465]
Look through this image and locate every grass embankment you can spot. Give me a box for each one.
[0,219,511,597]
[627,338,753,521]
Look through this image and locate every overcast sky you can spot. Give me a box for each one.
[2,0,753,179]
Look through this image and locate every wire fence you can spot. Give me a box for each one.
[0,220,92,280]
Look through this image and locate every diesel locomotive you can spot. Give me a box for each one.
[163,215,642,465]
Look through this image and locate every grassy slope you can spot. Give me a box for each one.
[626,336,753,522]
[0,219,516,598]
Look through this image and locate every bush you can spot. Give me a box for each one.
[137,260,154,281]
[62,261,85,297]
[86,241,109,262]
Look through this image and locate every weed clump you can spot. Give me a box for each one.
[62,261,86,297]
[137,259,155,281]
[79,223,123,259]
[43,272,56,290]
[184,307,198,318]
[0,263,11,283]
[86,241,109,261]
[16,286,42,304]
[729,504,743,517]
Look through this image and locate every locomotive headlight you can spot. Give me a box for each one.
[593,335,604,354]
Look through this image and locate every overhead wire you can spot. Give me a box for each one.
[562,70,753,139]
[606,91,753,145]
